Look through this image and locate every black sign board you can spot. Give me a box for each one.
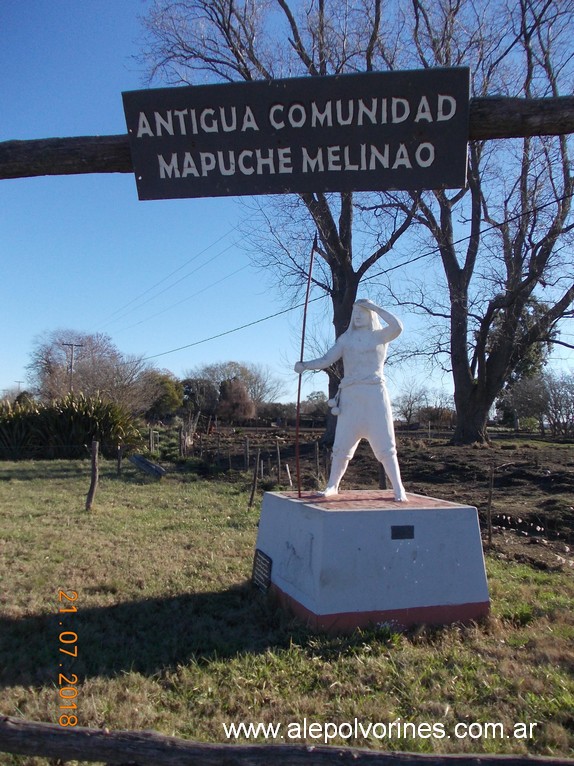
[123,67,469,200]
[252,549,272,593]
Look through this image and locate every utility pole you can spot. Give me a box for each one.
[62,343,83,393]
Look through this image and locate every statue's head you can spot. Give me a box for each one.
[350,302,382,331]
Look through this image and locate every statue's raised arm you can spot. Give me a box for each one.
[353,299,403,342]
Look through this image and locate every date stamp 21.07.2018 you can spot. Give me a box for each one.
[57,589,79,727]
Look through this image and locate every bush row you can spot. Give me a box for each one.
[0,394,143,459]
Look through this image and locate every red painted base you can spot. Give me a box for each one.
[272,583,490,634]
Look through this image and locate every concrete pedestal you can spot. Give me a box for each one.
[253,490,489,633]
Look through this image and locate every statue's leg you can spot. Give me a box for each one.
[377,448,407,502]
[368,386,407,502]
[323,416,360,496]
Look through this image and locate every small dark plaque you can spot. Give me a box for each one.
[391,525,415,540]
[252,549,273,592]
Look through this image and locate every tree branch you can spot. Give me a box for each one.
[276,0,318,76]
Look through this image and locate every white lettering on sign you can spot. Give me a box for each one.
[137,105,261,137]
[158,141,435,180]
[136,94,457,139]
[159,147,295,179]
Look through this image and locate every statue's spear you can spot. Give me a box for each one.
[295,233,318,498]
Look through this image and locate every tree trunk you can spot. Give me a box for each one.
[451,392,492,445]
[318,269,358,447]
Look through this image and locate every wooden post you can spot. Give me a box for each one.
[86,440,99,511]
[248,449,261,508]
[323,449,330,480]
[2,98,574,183]
[378,463,387,489]
[285,463,293,488]
[2,714,572,766]
[487,462,494,546]
[244,437,250,470]
[116,444,122,476]
[276,439,281,481]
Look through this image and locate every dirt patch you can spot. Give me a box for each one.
[180,428,574,572]
[334,436,574,572]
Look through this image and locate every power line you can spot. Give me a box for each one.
[115,263,251,334]
[106,242,240,331]
[134,191,574,364]
[99,212,256,330]
[140,296,325,362]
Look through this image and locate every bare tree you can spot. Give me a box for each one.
[140,0,418,427]
[372,0,574,443]
[543,370,574,438]
[140,0,574,444]
[217,378,256,423]
[393,383,429,427]
[26,329,158,413]
[186,361,285,404]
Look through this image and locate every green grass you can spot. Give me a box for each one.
[0,459,572,765]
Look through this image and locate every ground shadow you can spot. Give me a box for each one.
[0,583,307,688]
[0,461,92,482]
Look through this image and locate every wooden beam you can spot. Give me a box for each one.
[0,96,573,181]
[469,96,574,140]
[1,716,573,766]
[0,134,132,180]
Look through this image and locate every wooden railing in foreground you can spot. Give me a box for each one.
[1,717,573,766]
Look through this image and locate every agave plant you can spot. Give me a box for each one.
[0,395,143,460]
[0,399,41,459]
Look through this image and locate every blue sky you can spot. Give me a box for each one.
[1,0,331,403]
[1,2,571,405]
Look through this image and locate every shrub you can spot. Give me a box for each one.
[0,394,143,459]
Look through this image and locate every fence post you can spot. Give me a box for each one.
[86,440,99,511]
[378,462,387,489]
[244,437,250,470]
[276,439,281,481]
[487,462,494,546]
[248,449,261,508]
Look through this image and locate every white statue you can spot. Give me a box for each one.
[295,299,407,501]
